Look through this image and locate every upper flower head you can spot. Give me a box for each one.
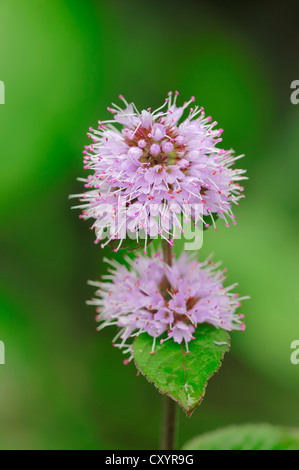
[72,92,247,251]
[88,250,247,363]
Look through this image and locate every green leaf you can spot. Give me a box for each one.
[133,324,230,416]
[182,424,299,450]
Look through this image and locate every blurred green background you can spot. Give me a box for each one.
[0,0,299,450]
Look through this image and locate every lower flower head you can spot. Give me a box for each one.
[87,250,247,362]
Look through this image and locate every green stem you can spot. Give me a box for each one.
[160,240,177,450]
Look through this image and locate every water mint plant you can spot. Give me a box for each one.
[72,93,247,450]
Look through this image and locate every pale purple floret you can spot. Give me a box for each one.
[72,92,247,251]
[87,250,247,363]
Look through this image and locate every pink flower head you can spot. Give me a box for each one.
[87,250,247,362]
[72,93,247,251]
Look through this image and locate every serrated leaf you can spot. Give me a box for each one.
[133,324,230,416]
[182,424,299,450]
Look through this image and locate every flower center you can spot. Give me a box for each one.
[123,120,186,168]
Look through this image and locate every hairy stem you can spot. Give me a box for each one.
[161,240,177,450]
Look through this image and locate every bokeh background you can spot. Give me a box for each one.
[0,0,299,450]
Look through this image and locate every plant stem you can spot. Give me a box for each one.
[161,239,177,450]
[161,395,177,450]
[163,239,173,267]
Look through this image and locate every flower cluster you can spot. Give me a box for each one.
[87,250,246,363]
[72,93,246,251]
